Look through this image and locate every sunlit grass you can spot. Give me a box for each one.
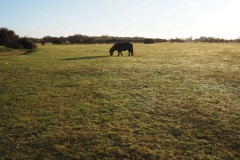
[0,43,239,159]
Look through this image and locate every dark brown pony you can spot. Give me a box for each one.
[109,42,134,56]
[41,40,45,46]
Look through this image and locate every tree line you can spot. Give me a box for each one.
[1,28,240,49]
[39,35,168,44]
[40,35,240,44]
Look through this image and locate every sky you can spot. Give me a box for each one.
[1,0,240,39]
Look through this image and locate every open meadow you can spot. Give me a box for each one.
[0,43,239,159]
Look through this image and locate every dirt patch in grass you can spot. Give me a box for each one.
[0,50,26,58]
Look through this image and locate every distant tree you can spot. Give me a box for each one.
[84,38,95,44]
[194,36,229,43]
[52,39,64,45]
[198,36,208,42]
[67,34,89,44]
[155,38,167,42]
[185,37,193,42]
[236,38,240,42]
[0,28,19,45]
[170,38,185,43]
[43,36,55,43]
[144,38,155,44]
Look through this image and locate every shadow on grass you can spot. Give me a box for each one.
[22,49,36,55]
[61,55,109,61]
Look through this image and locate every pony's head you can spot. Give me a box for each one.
[109,45,115,56]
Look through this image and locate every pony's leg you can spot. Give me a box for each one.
[121,52,123,56]
[131,51,134,56]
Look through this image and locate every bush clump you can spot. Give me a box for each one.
[6,42,23,49]
[0,28,37,49]
[6,38,37,49]
[144,39,155,44]
[17,38,37,49]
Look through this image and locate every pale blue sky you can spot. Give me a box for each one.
[1,0,240,39]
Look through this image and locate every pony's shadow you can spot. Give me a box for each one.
[22,49,36,55]
[61,55,109,61]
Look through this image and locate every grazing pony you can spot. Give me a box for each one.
[41,41,45,46]
[109,42,134,56]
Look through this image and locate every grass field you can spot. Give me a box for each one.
[0,43,239,159]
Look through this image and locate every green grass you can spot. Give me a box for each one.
[0,46,13,53]
[0,43,239,159]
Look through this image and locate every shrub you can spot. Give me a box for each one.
[6,38,37,49]
[17,38,37,49]
[52,39,64,45]
[6,42,23,49]
[1,28,36,49]
[144,39,155,44]
[170,38,185,43]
